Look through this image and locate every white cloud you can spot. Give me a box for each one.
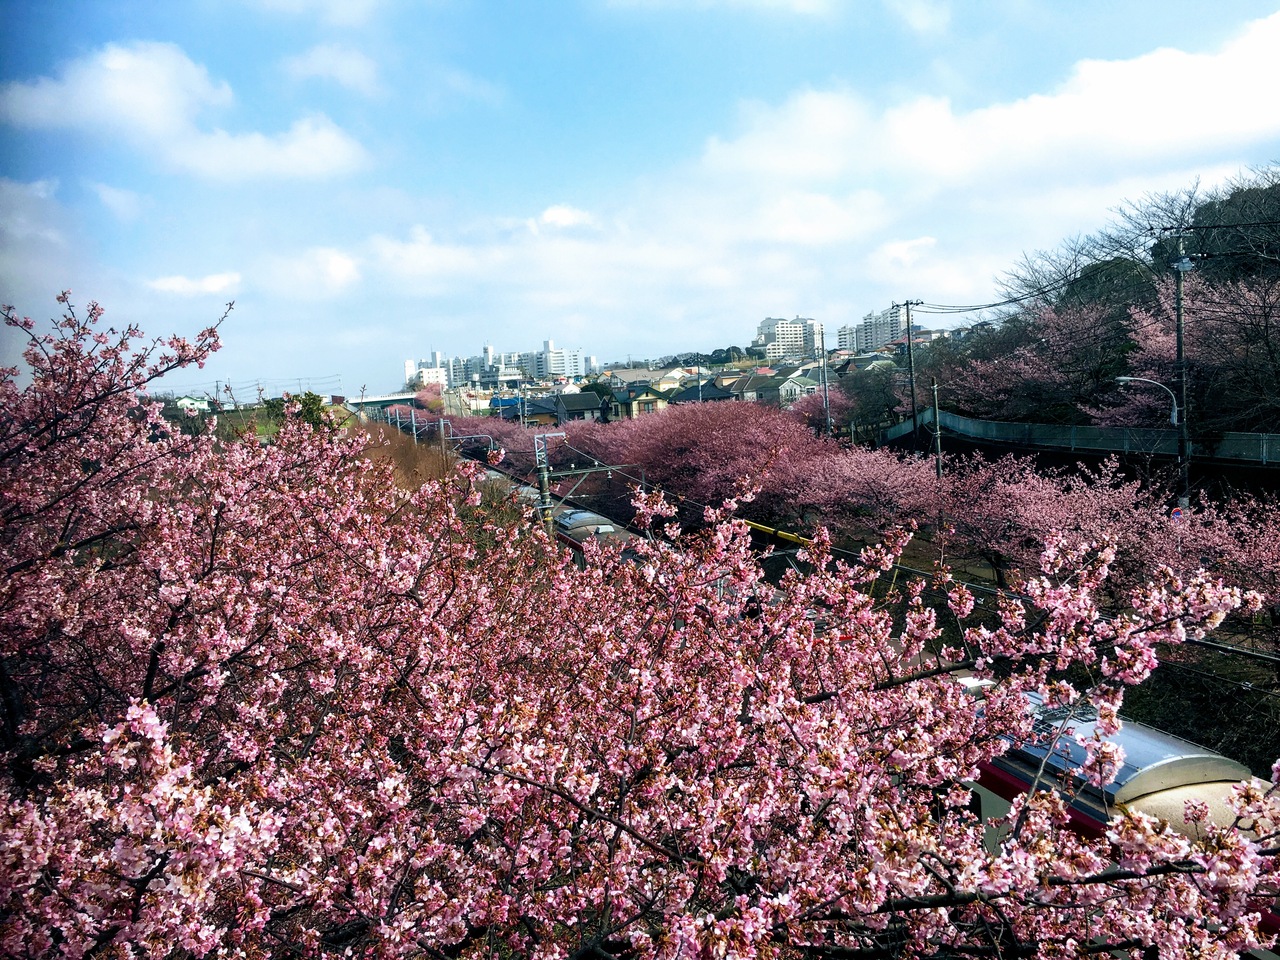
[748,190,889,244]
[259,247,361,298]
[0,43,231,138]
[0,42,367,180]
[168,116,367,180]
[702,12,1280,191]
[247,0,384,27]
[0,178,63,246]
[16,178,58,201]
[882,0,951,34]
[370,227,490,288]
[702,90,873,182]
[148,272,241,295]
[539,205,597,229]
[872,236,936,270]
[431,68,506,108]
[282,44,380,96]
[88,182,143,222]
[608,0,834,13]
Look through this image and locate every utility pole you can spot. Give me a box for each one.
[1172,235,1193,507]
[931,377,943,479]
[819,324,832,436]
[902,300,921,446]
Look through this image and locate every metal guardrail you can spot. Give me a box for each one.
[884,408,1278,466]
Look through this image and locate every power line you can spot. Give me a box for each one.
[155,374,344,398]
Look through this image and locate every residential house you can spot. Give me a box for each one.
[174,396,211,414]
[645,369,691,394]
[555,392,610,423]
[761,374,820,407]
[491,395,559,426]
[610,385,669,420]
[729,374,777,403]
[668,380,734,404]
[603,368,656,389]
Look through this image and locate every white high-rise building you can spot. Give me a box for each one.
[407,338,589,390]
[405,351,454,388]
[753,316,823,361]
[851,305,905,352]
[517,339,587,380]
[405,366,448,388]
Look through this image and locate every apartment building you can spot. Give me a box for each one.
[837,305,905,353]
[753,316,823,361]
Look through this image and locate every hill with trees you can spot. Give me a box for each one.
[913,167,1280,434]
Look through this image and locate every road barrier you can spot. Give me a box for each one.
[884,408,1278,466]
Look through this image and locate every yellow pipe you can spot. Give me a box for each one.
[741,519,812,546]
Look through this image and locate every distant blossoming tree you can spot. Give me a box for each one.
[786,388,856,435]
[3,297,1277,959]
[415,383,445,414]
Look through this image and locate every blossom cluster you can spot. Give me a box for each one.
[1,299,1277,958]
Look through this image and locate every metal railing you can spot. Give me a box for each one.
[883,408,1278,466]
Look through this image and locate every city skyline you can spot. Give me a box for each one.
[4,2,1280,395]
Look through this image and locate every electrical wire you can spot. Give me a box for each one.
[153,375,345,400]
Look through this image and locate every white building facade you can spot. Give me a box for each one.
[517,340,587,380]
[753,316,823,361]
[405,338,593,390]
[840,305,905,353]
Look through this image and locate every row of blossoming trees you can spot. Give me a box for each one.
[450,400,1280,617]
[912,169,1280,433]
[3,298,1279,958]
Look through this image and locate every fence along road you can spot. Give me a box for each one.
[885,407,1279,466]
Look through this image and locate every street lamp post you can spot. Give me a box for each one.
[1116,375,1188,503]
[1170,237,1194,509]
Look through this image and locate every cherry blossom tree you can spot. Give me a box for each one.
[414,383,445,415]
[836,364,908,443]
[564,401,833,526]
[6,298,1277,959]
[786,389,855,436]
[928,303,1132,426]
[1113,275,1280,433]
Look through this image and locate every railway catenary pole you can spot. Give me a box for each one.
[533,432,566,535]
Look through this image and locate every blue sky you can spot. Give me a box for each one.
[3,0,1280,397]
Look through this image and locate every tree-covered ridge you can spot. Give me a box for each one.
[909,168,1280,433]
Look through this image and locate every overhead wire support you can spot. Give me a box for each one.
[533,432,566,533]
[894,299,923,446]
